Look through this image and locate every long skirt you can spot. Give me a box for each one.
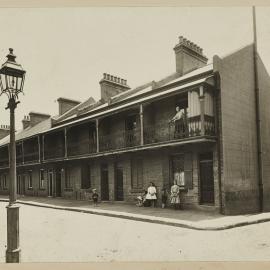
[170,194,180,204]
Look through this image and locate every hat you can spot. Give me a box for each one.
[92,188,97,192]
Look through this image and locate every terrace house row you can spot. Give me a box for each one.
[0,36,270,215]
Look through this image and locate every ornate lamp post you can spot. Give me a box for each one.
[0,48,26,263]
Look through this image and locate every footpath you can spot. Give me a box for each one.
[1,195,270,230]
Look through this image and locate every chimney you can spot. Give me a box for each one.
[29,112,51,126]
[57,97,81,116]
[22,115,30,130]
[174,36,208,76]
[0,125,10,140]
[99,73,130,102]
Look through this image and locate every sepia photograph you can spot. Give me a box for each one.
[0,2,270,268]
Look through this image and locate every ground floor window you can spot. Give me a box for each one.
[170,153,193,189]
[39,169,45,189]
[28,171,33,189]
[131,159,143,189]
[65,168,72,189]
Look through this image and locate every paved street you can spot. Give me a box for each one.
[0,202,270,262]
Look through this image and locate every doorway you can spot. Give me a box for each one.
[199,152,214,204]
[48,171,54,197]
[100,164,109,201]
[17,175,25,195]
[115,164,124,201]
[55,169,62,197]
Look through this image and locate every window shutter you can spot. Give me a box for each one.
[184,152,193,189]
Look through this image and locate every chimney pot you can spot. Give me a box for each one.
[179,36,183,43]
[174,36,208,75]
[100,73,130,102]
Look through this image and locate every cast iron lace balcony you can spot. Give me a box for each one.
[67,138,96,156]
[99,129,141,152]
[144,115,215,144]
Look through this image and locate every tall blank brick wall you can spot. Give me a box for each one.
[257,56,270,211]
[214,44,260,214]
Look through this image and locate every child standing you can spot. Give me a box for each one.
[92,189,99,207]
[161,187,168,209]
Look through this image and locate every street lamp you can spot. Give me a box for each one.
[0,48,26,263]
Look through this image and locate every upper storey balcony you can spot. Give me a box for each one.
[93,81,215,155]
[0,77,216,167]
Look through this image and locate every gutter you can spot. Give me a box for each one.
[213,71,224,214]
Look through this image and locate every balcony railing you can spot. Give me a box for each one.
[0,158,9,167]
[44,146,65,160]
[24,151,39,163]
[16,154,23,165]
[0,115,215,165]
[68,138,96,157]
[144,115,215,144]
[100,129,141,152]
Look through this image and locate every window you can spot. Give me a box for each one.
[171,153,193,189]
[131,159,143,189]
[39,169,45,189]
[28,171,33,189]
[3,174,7,189]
[65,168,72,189]
[81,164,91,189]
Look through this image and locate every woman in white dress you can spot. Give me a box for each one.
[170,181,180,209]
[145,182,157,207]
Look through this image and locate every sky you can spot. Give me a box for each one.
[0,7,269,129]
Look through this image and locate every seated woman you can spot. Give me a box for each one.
[136,191,147,207]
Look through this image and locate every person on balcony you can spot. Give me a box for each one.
[169,106,186,138]
[145,182,157,207]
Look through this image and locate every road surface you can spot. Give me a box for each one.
[0,202,269,262]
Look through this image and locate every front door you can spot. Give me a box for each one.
[100,164,109,201]
[48,171,53,197]
[55,169,62,197]
[199,152,214,204]
[115,165,124,201]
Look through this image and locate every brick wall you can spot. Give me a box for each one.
[214,44,260,214]
[257,56,270,211]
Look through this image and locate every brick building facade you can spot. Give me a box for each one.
[0,36,269,215]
